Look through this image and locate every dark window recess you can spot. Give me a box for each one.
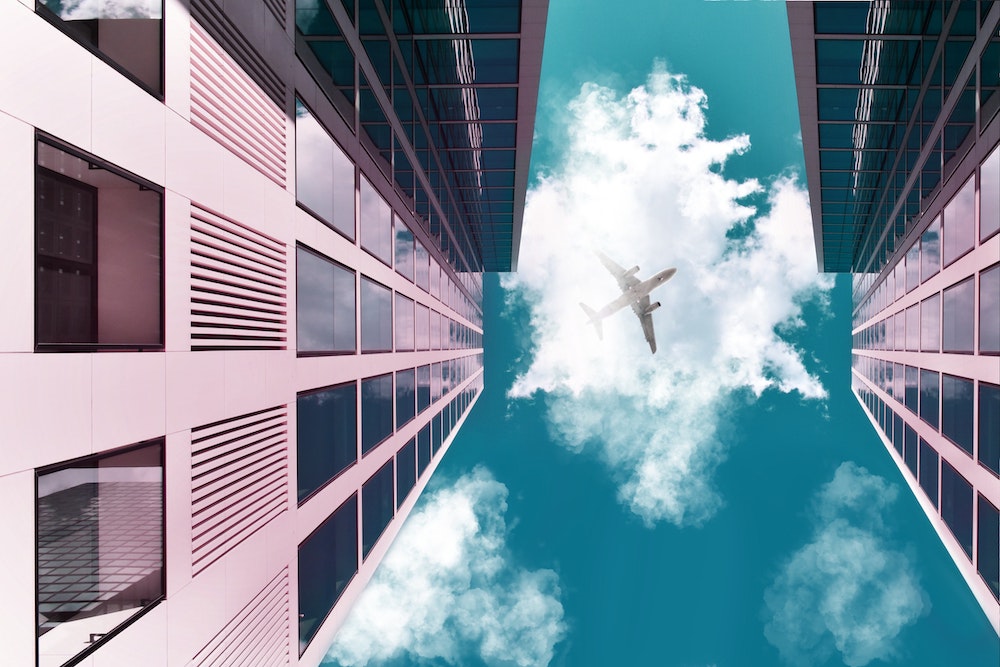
[904,424,918,477]
[361,374,393,454]
[37,440,164,666]
[298,494,357,655]
[941,462,974,559]
[396,369,416,428]
[37,1,163,95]
[941,375,974,457]
[919,369,939,429]
[297,383,357,503]
[918,438,939,509]
[36,138,163,350]
[979,495,1000,601]
[417,423,431,477]
[396,439,416,508]
[362,460,394,559]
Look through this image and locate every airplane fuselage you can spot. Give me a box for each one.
[593,267,677,319]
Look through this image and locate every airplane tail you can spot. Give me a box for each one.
[579,303,603,340]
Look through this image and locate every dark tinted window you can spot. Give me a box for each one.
[980,383,1000,476]
[297,383,356,503]
[396,369,415,428]
[919,369,939,429]
[919,439,939,508]
[943,277,974,352]
[904,366,919,413]
[979,496,1000,600]
[37,440,164,666]
[433,412,443,454]
[362,461,394,559]
[417,423,431,477]
[396,439,416,508]
[981,265,1000,354]
[893,413,904,455]
[941,462,973,559]
[904,424,918,477]
[361,277,392,352]
[361,374,393,454]
[941,375,974,456]
[417,364,431,413]
[36,140,162,349]
[297,246,356,354]
[37,1,163,94]
[295,100,355,238]
[298,495,357,654]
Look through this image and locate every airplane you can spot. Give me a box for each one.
[579,252,677,354]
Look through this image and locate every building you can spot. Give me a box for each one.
[0,1,546,665]
[788,0,999,633]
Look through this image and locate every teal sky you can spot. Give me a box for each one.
[326,2,1000,666]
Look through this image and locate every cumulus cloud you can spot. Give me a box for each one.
[503,62,832,526]
[326,468,566,667]
[763,463,927,667]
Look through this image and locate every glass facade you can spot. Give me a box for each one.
[362,460,394,559]
[297,246,356,354]
[297,383,357,503]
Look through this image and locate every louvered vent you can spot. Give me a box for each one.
[263,0,285,25]
[190,204,287,351]
[191,568,290,667]
[191,406,289,574]
[190,4,286,187]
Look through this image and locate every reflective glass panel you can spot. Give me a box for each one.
[982,145,999,241]
[417,364,431,413]
[905,304,919,351]
[905,365,919,413]
[416,303,430,350]
[417,423,431,477]
[297,383,357,503]
[941,462,973,559]
[906,244,920,292]
[943,277,974,352]
[942,175,975,266]
[919,369,939,429]
[893,413,904,455]
[941,374,974,456]
[920,293,940,352]
[295,100,356,239]
[981,264,1000,353]
[919,438,939,508]
[395,222,414,281]
[361,374,393,454]
[894,313,905,350]
[394,293,414,352]
[361,277,392,352]
[979,496,1000,600]
[362,461,394,559]
[396,439,416,508]
[980,383,1000,476]
[396,368,415,428]
[360,177,392,265]
[37,443,164,667]
[298,495,357,654]
[921,217,940,281]
[414,239,430,291]
[904,424,918,477]
[296,246,356,354]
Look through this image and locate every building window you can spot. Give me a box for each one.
[36,138,162,350]
[920,216,941,282]
[981,144,999,242]
[360,176,392,265]
[36,1,163,95]
[360,276,392,352]
[919,438,939,509]
[298,494,357,655]
[296,246,355,354]
[941,461,973,559]
[942,175,975,267]
[415,239,430,292]
[396,368,415,428]
[903,424,918,477]
[919,369,939,429]
[433,412,443,454]
[892,413,904,455]
[981,264,999,354]
[416,303,430,350]
[396,439,416,508]
[362,461,394,559]
[905,304,919,351]
[894,314,905,351]
[417,364,431,413]
[979,495,1000,600]
[394,222,414,281]
[943,277,974,353]
[361,374,393,454]
[295,100,355,239]
[297,383,357,503]
[417,423,431,476]
[904,365,919,413]
[394,293,415,352]
[905,243,919,292]
[431,310,442,350]
[940,374,974,456]
[920,293,940,352]
[37,440,164,667]
[980,382,1000,476]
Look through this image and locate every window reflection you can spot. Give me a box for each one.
[360,177,392,265]
[920,293,940,351]
[296,246,356,354]
[919,438,939,508]
[396,368,415,428]
[906,244,919,292]
[394,222,414,281]
[904,424,918,477]
[941,462,973,559]
[361,374,393,454]
[904,366,918,413]
[905,305,919,351]
[396,439,416,508]
[919,369,939,429]
[979,496,1000,600]
[943,277,974,352]
[297,383,357,503]
[981,264,999,354]
[920,217,940,281]
[416,364,431,413]
[295,100,356,239]
[394,293,415,351]
[942,175,975,266]
[980,383,1000,476]
[37,441,164,667]
[982,145,999,241]
[362,461,394,559]
[361,277,392,352]
[941,374,973,455]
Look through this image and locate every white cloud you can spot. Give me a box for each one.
[503,62,832,526]
[327,468,566,667]
[763,463,928,667]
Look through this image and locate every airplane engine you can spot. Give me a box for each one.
[625,265,640,277]
[645,302,661,315]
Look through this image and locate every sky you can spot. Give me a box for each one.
[323,1,1000,666]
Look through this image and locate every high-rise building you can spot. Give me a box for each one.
[0,1,546,665]
[789,0,999,634]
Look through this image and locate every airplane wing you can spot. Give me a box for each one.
[632,295,657,354]
[597,251,641,290]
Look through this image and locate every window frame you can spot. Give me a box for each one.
[34,133,165,353]
[295,244,357,357]
[296,380,358,505]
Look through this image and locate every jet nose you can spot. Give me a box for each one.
[663,268,677,281]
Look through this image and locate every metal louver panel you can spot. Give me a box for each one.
[263,0,285,25]
[189,14,286,187]
[191,406,289,574]
[190,203,287,351]
[191,568,290,667]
